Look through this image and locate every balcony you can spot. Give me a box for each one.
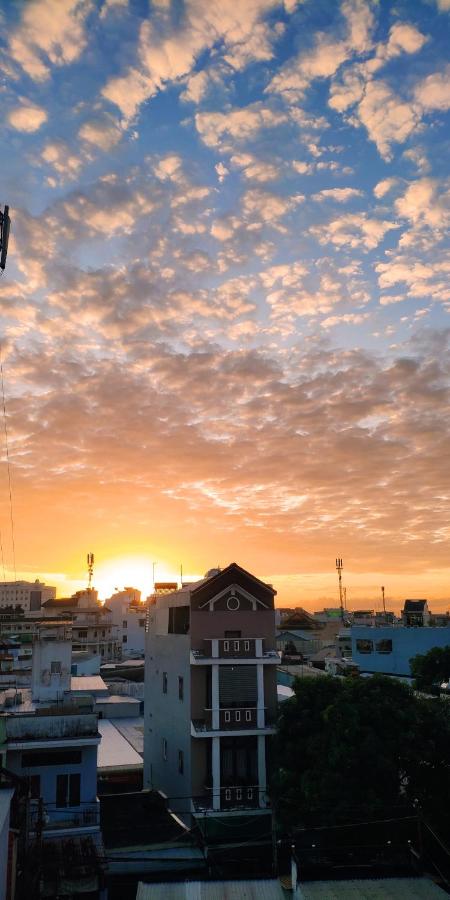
[190,639,280,665]
[29,800,100,835]
[191,706,276,736]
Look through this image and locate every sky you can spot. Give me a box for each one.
[0,0,449,610]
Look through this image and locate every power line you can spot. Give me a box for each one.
[0,342,16,582]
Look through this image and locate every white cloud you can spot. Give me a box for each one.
[215,162,229,183]
[231,153,279,182]
[414,66,450,111]
[79,114,122,151]
[356,79,419,160]
[395,178,449,229]
[7,0,93,81]
[195,103,287,148]
[242,188,303,222]
[8,102,47,132]
[382,23,428,60]
[180,70,209,104]
[312,187,363,202]
[42,141,82,181]
[373,178,399,199]
[321,312,369,328]
[311,212,399,249]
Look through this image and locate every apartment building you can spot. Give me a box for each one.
[42,588,121,661]
[105,587,147,657]
[0,579,56,614]
[144,563,279,838]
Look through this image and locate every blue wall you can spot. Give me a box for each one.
[351,626,450,676]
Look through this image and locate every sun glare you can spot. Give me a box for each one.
[94,555,159,601]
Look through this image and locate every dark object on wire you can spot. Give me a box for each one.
[0,205,11,270]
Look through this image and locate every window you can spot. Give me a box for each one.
[245,710,252,722]
[22,750,81,767]
[122,620,127,628]
[50,661,61,674]
[29,775,40,799]
[163,672,168,693]
[356,639,374,654]
[178,749,184,774]
[122,635,127,643]
[376,639,393,654]
[225,711,231,723]
[162,738,168,761]
[236,788,242,800]
[139,619,146,627]
[225,789,231,801]
[224,640,229,652]
[56,773,80,808]
[233,641,240,651]
[178,676,184,701]
[247,788,253,799]
[244,640,250,652]
[235,710,241,722]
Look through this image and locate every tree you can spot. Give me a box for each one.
[410,645,450,693]
[271,674,450,830]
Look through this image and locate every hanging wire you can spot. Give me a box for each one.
[0,342,16,582]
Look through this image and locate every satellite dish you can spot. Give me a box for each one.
[0,205,11,270]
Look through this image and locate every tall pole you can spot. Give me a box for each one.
[152,561,156,592]
[336,558,344,623]
[381,585,386,616]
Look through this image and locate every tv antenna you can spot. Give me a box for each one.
[0,206,11,271]
[87,552,94,589]
[336,558,344,623]
[381,585,386,616]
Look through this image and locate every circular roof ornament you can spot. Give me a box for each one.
[227,595,240,611]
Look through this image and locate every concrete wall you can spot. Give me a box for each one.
[190,610,276,648]
[351,625,450,676]
[31,639,72,701]
[7,743,98,808]
[0,788,13,900]
[144,632,191,818]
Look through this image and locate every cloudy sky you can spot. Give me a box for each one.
[0,0,449,608]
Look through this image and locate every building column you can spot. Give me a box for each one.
[212,664,220,729]
[212,736,221,811]
[257,735,267,808]
[257,663,265,728]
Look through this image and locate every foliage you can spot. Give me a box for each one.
[271,674,450,830]
[410,645,450,693]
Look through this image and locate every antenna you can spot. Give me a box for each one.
[336,558,344,623]
[343,586,347,611]
[0,206,11,270]
[180,563,183,586]
[381,585,386,616]
[87,552,94,589]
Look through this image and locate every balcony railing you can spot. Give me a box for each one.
[191,640,280,663]
[192,707,276,733]
[192,785,263,812]
[29,800,100,832]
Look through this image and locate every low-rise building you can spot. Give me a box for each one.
[105,587,147,658]
[351,624,450,677]
[402,599,430,627]
[42,588,121,661]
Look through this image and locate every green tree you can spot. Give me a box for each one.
[271,674,450,830]
[410,645,450,693]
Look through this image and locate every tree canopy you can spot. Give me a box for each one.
[271,674,450,830]
[410,645,450,693]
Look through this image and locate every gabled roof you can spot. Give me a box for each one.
[191,562,276,597]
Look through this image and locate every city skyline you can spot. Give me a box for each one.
[0,0,449,610]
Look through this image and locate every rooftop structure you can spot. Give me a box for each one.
[0,579,56,615]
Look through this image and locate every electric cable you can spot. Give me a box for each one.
[0,342,16,583]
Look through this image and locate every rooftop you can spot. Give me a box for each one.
[97,718,143,772]
[296,877,446,899]
[137,879,286,900]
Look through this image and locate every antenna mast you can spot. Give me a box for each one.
[87,552,94,589]
[336,558,344,623]
[381,585,386,616]
[0,205,11,271]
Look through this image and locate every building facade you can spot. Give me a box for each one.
[42,589,121,661]
[0,580,56,614]
[144,563,279,837]
[351,625,450,677]
[105,587,146,657]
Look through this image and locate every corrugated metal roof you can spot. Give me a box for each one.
[297,877,447,899]
[136,879,286,900]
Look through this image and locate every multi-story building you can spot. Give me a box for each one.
[351,624,450,677]
[144,563,279,838]
[0,579,56,614]
[105,587,147,657]
[0,630,106,897]
[42,588,121,661]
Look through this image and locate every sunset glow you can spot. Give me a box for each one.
[1,0,450,612]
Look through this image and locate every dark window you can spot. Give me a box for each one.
[178,749,184,774]
[56,773,80,807]
[50,661,61,674]
[163,672,168,694]
[139,619,146,627]
[122,621,127,628]
[22,750,82,767]
[162,738,168,760]
[29,774,40,799]
[168,605,190,634]
[376,639,393,654]
[356,639,374,654]
[178,676,184,701]
[29,591,42,612]
[122,635,127,643]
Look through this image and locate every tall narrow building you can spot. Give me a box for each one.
[144,562,279,838]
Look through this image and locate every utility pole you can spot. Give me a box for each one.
[87,552,94,589]
[381,585,386,616]
[336,558,344,623]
